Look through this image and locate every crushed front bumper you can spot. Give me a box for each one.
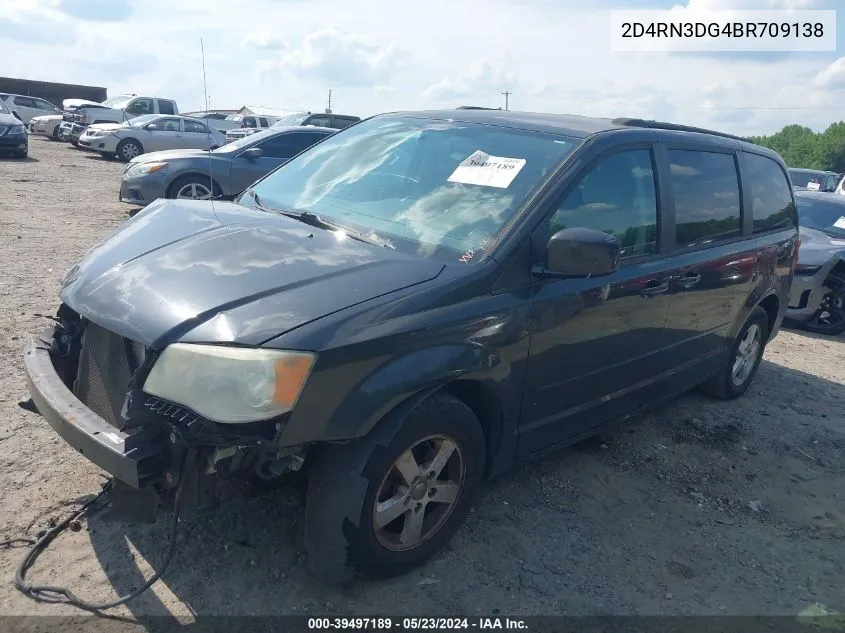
[23,325,160,489]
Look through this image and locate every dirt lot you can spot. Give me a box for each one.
[0,137,843,621]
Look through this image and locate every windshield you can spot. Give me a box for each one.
[212,128,278,152]
[101,95,134,109]
[249,116,578,262]
[271,113,310,128]
[796,194,845,238]
[128,114,160,127]
[0,99,9,115]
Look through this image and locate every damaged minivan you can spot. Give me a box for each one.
[24,110,797,581]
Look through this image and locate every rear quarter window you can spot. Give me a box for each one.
[668,149,742,248]
[743,153,797,233]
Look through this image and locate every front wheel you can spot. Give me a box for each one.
[51,126,60,140]
[798,274,845,336]
[700,306,769,400]
[167,175,218,200]
[305,393,485,582]
[116,138,143,162]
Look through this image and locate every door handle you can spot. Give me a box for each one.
[641,279,670,297]
[677,271,702,289]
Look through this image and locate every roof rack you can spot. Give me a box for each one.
[612,118,750,143]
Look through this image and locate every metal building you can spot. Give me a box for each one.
[0,77,107,107]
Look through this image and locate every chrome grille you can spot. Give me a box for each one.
[74,322,143,430]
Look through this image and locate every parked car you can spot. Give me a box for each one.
[78,114,227,161]
[271,111,361,130]
[24,110,797,583]
[182,111,240,132]
[29,114,64,140]
[785,190,845,334]
[62,94,179,128]
[788,168,839,192]
[0,93,61,124]
[119,125,334,204]
[223,114,282,143]
[0,98,28,158]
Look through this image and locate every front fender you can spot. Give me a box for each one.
[277,342,495,446]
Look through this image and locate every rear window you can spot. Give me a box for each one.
[744,153,797,233]
[668,149,742,248]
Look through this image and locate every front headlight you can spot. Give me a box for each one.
[143,344,315,423]
[8,125,26,136]
[126,161,167,176]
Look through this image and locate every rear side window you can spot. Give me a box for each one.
[259,117,269,127]
[258,132,329,159]
[183,119,208,134]
[549,148,659,259]
[669,150,741,248]
[158,100,175,115]
[744,153,796,233]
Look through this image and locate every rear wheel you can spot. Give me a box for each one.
[116,138,143,162]
[798,274,845,335]
[700,306,769,400]
[305,393,485,583]
[51,126,59,140]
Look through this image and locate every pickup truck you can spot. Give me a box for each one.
[62,95,179,128]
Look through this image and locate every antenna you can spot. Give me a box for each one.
[326,89,332,114]
[201,38,210,112]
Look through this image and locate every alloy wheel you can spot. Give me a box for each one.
[175,182,212,200]
[732,323,761,386]
[806,278,845,332]
[121,142,140,160]
[372,435,465,551]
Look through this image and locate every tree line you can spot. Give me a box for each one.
[750,122,845,173]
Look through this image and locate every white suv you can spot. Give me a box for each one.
[0,94,62,124]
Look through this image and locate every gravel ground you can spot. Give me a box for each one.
[0,137,843,620]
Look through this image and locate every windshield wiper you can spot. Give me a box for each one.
[246,189,394,249]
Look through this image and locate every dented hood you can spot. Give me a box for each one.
[60,199,444,348]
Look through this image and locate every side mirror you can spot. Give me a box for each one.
[12,111,22,121]
[536,227,620,278]
[242,147,263,159]
[146,123,159,130]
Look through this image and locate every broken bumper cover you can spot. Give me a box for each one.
[23,325,159,489]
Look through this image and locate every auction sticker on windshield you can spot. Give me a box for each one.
[834,216,845,229]
[448,150,526,189]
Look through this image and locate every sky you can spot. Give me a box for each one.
[1,0,844,137]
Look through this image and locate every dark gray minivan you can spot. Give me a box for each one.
[25,110,797,583]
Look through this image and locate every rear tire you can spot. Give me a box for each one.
[797,274,845,336]
[305,393,485,583]
[51,126,59,141]
[116,138,143,162]
[700,306,768,400]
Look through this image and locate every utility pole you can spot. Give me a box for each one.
[501,90,511,111]
[326,89,332,114]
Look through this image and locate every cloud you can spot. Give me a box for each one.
[814,57,845,89]
[242,31,287,50]
[265,28,405,87]
[424,61,516,104]
[57,0,132,21]
[0,17,75,44]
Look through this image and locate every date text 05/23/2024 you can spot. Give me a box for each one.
[306,617,529,630]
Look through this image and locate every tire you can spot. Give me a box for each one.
[116,138,143,162]
[700,306,769,400]
[166,175,219,200]
[305,392,485,583]
[796,274,845,336]
[51,126,59,141]
[12,149,27,159]
[70,139,79,148]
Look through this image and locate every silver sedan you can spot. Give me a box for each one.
[78,114,227,161]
